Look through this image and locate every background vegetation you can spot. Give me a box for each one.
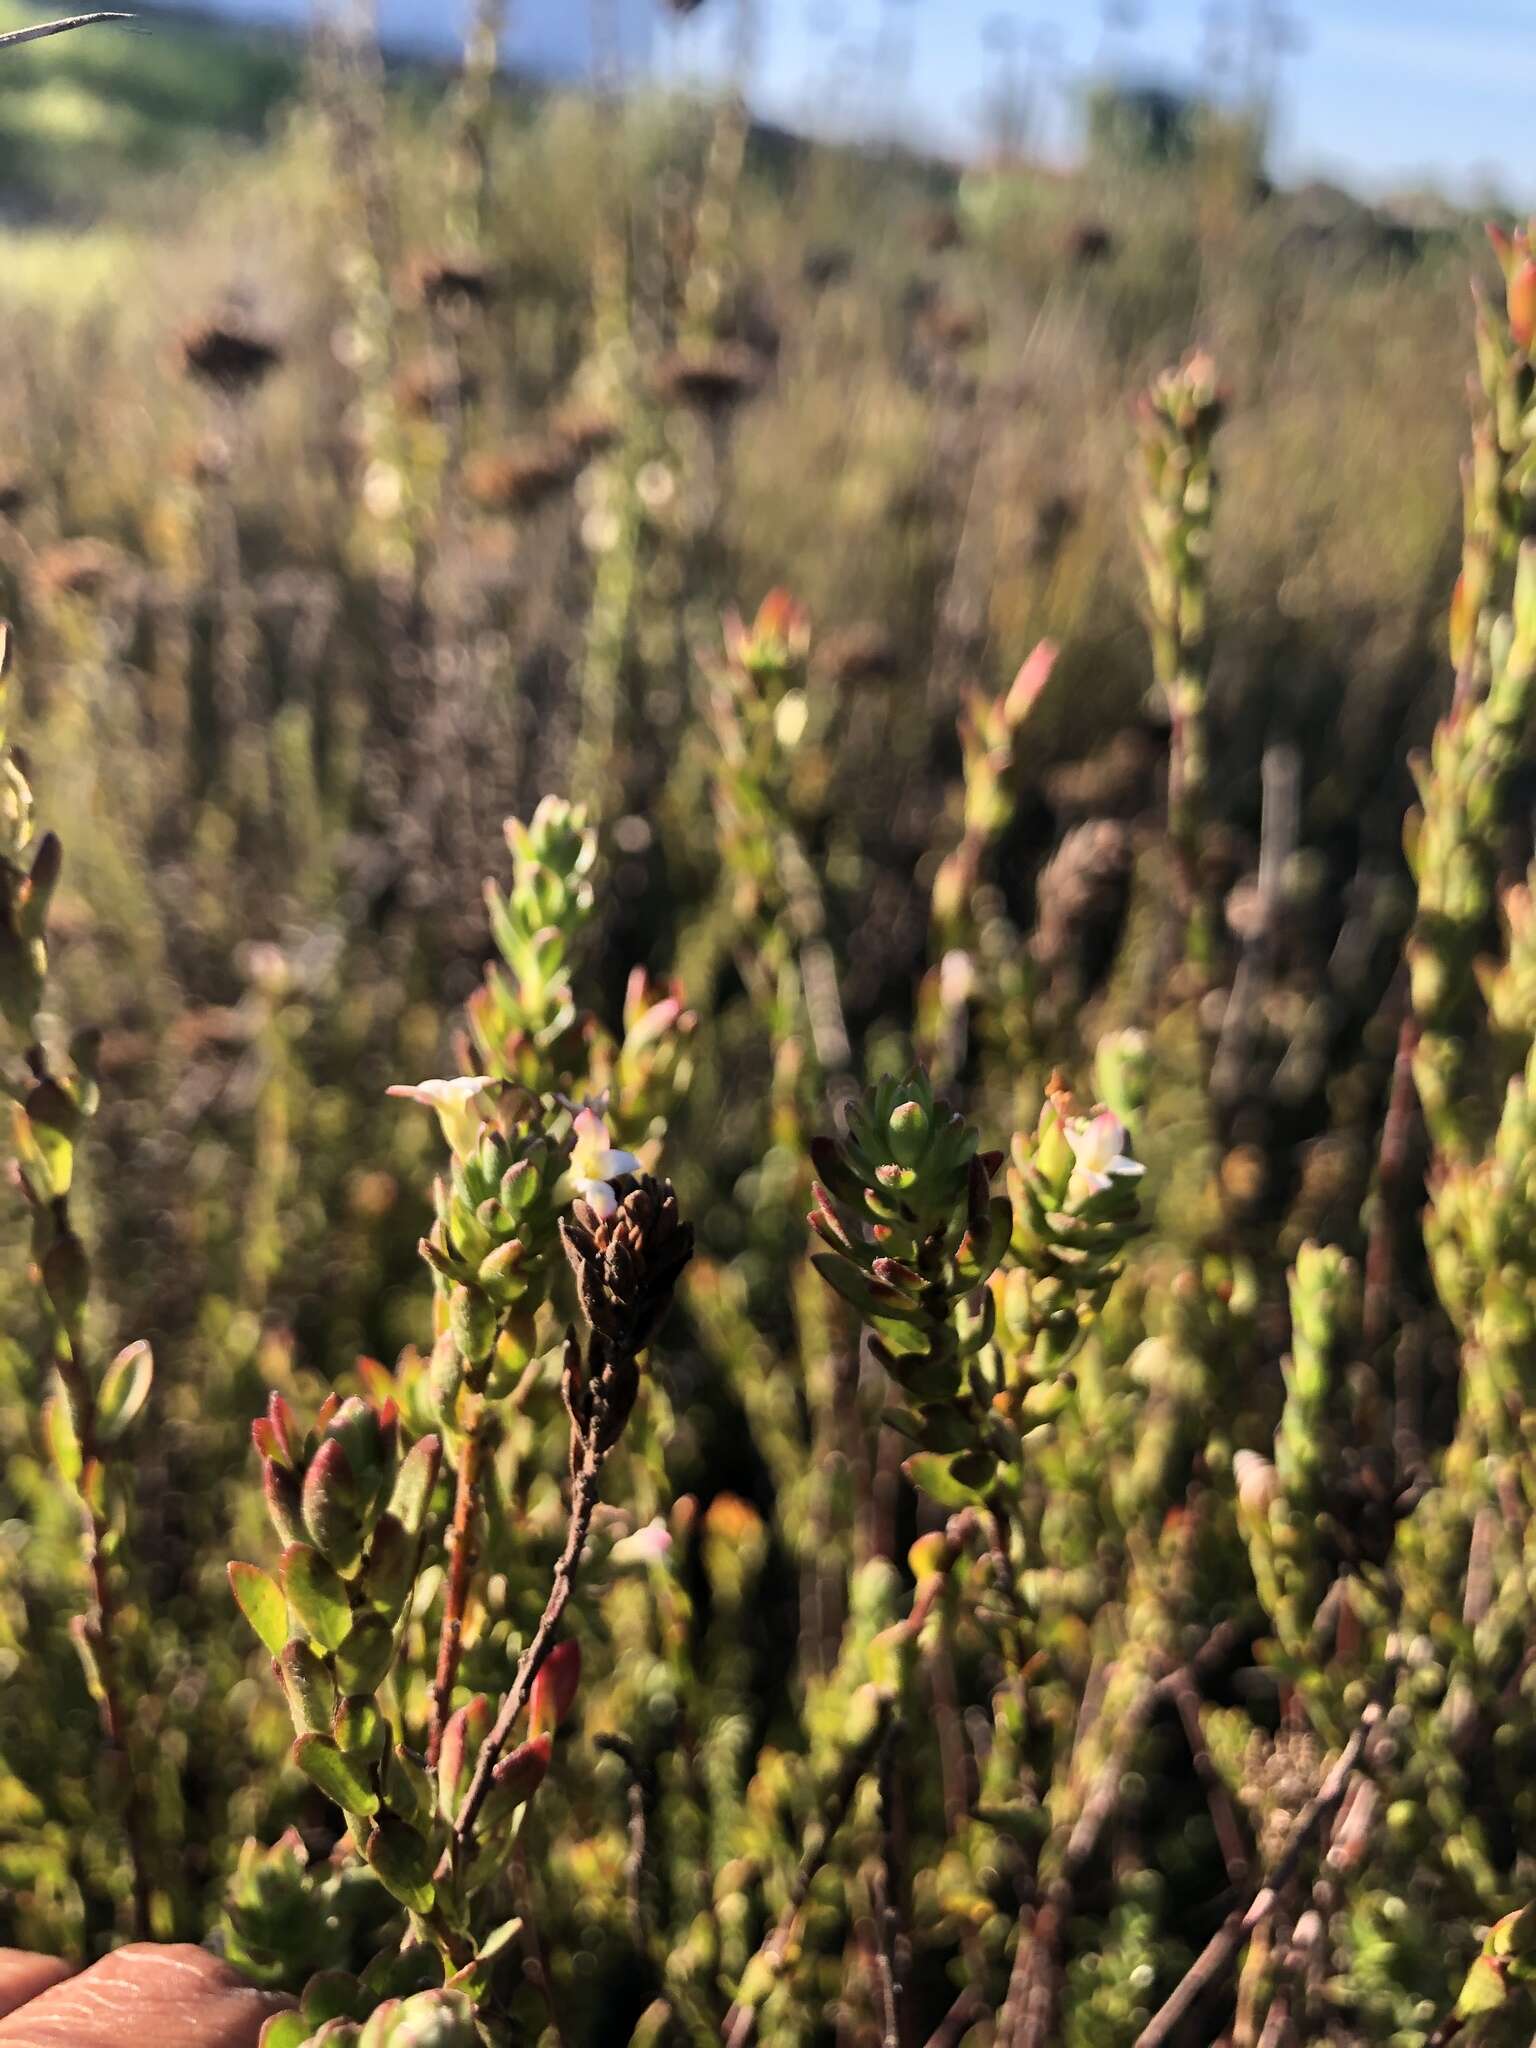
[0,6,1531,2042]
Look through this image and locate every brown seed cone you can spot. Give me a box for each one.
[35,537,132,600]
[464,439,577,515]
[180,321,282,393]
[403,250,495,311]
[653,341,766,411]
[559,1173,694,1361]
[561,1329,640,1454]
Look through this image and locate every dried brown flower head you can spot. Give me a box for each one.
[914,299,986,353]
[548,401,619,461]
[464,439,578,516]
[175,433,233,487]
[179,321,282,395]
[404,251,495,313]
[395,349,482,418]
[802,244,854,291]
[1031,819,1133,973]
[815,622,901,689]
[1065,220,1116,267]
[559,1173,694,1362]
[654,341,767,411]
[918,205,963,254]
[35,537,132,601]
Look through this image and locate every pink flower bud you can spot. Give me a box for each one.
[528,1639,581,1740]
[491,1731,552,1806]
[1509,257,1536,351]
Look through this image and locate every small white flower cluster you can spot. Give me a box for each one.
[386,1082,643,1222]
[385,1076,497,1161]
[567,1105,642,1221]
[1064,1111,1145,1207]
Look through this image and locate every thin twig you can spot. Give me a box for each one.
[426,1415,487,1766]
[921,1987,988,2048]
[510,1843,570,2048]
[722,1691,897,2048]
[995,1621,1242,2048]
[869,1717,905,2048]
[1362,1005,1420,1363]
[998,1890,1065,2048]
[36,1191,154,1940]
[1133,1699,1387,2048]
[452,1437,604,1854]
[1168,1664,1252,1887]
[0,11,131,46]
[594,1732,654,1952]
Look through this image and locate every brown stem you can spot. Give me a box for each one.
[1362,1008,1420,1362]
[46,1205,153,1941]
[870,1719,906,2048]
[991,1884,1064,2048]
[994,1621,1242,2048]
[1168,1664,1252,1887]
[1133,1699,1386,2048]
[722,1691,897,2048]
[510,1843,570,2048]
[426,1415,486,1768]
[452,1435,604,1855]
[0,11,131,48]
[921,1988,988,2048]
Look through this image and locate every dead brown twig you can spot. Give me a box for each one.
[0,13,133,49]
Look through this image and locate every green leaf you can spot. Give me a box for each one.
[42,1387,82,1487]
[915,1405,981,1454]
[259,2016,312,2048]
[443,1917,522,2004]
[903,1449,995,1510]
[383,1742,435,1830]
[365,1812,437,1913]
[300,1970,367,2026]
[292,1732,378,1818]
[96,1338,153,1443]
[810,1252,923,1324]
[332,1694,384,1760]
[282,1544,354,1653]
[229,1561,288,1658]
[1455,1952,1510,2018]
[359,1515,413,1616]
[334,1611,394,1695]
[387,1434,441,1536]
[279,1641,337,1734]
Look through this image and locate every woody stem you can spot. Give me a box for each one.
[426,1409,487,1768]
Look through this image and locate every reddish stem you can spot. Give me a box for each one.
[426,1418,486,1768]
[1362,1010,1420,1361]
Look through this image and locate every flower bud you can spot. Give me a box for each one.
[528,1639,581,1740]
[1508,256,1536,352]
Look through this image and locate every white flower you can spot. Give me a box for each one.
[609,1518,673,1568]
[939,947,975,1009]
[386,1075,497,1160]
[1066,1111,1145,1203]
[569,1104,641,1219]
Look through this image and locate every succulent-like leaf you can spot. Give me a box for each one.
[229,1561,289,1658]
[282,1544,354,1653]
[292,1732,378,1817]
[96,1338,153,1443]
[365,1812,437,1913]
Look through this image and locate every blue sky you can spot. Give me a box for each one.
[656,0,1536,203]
